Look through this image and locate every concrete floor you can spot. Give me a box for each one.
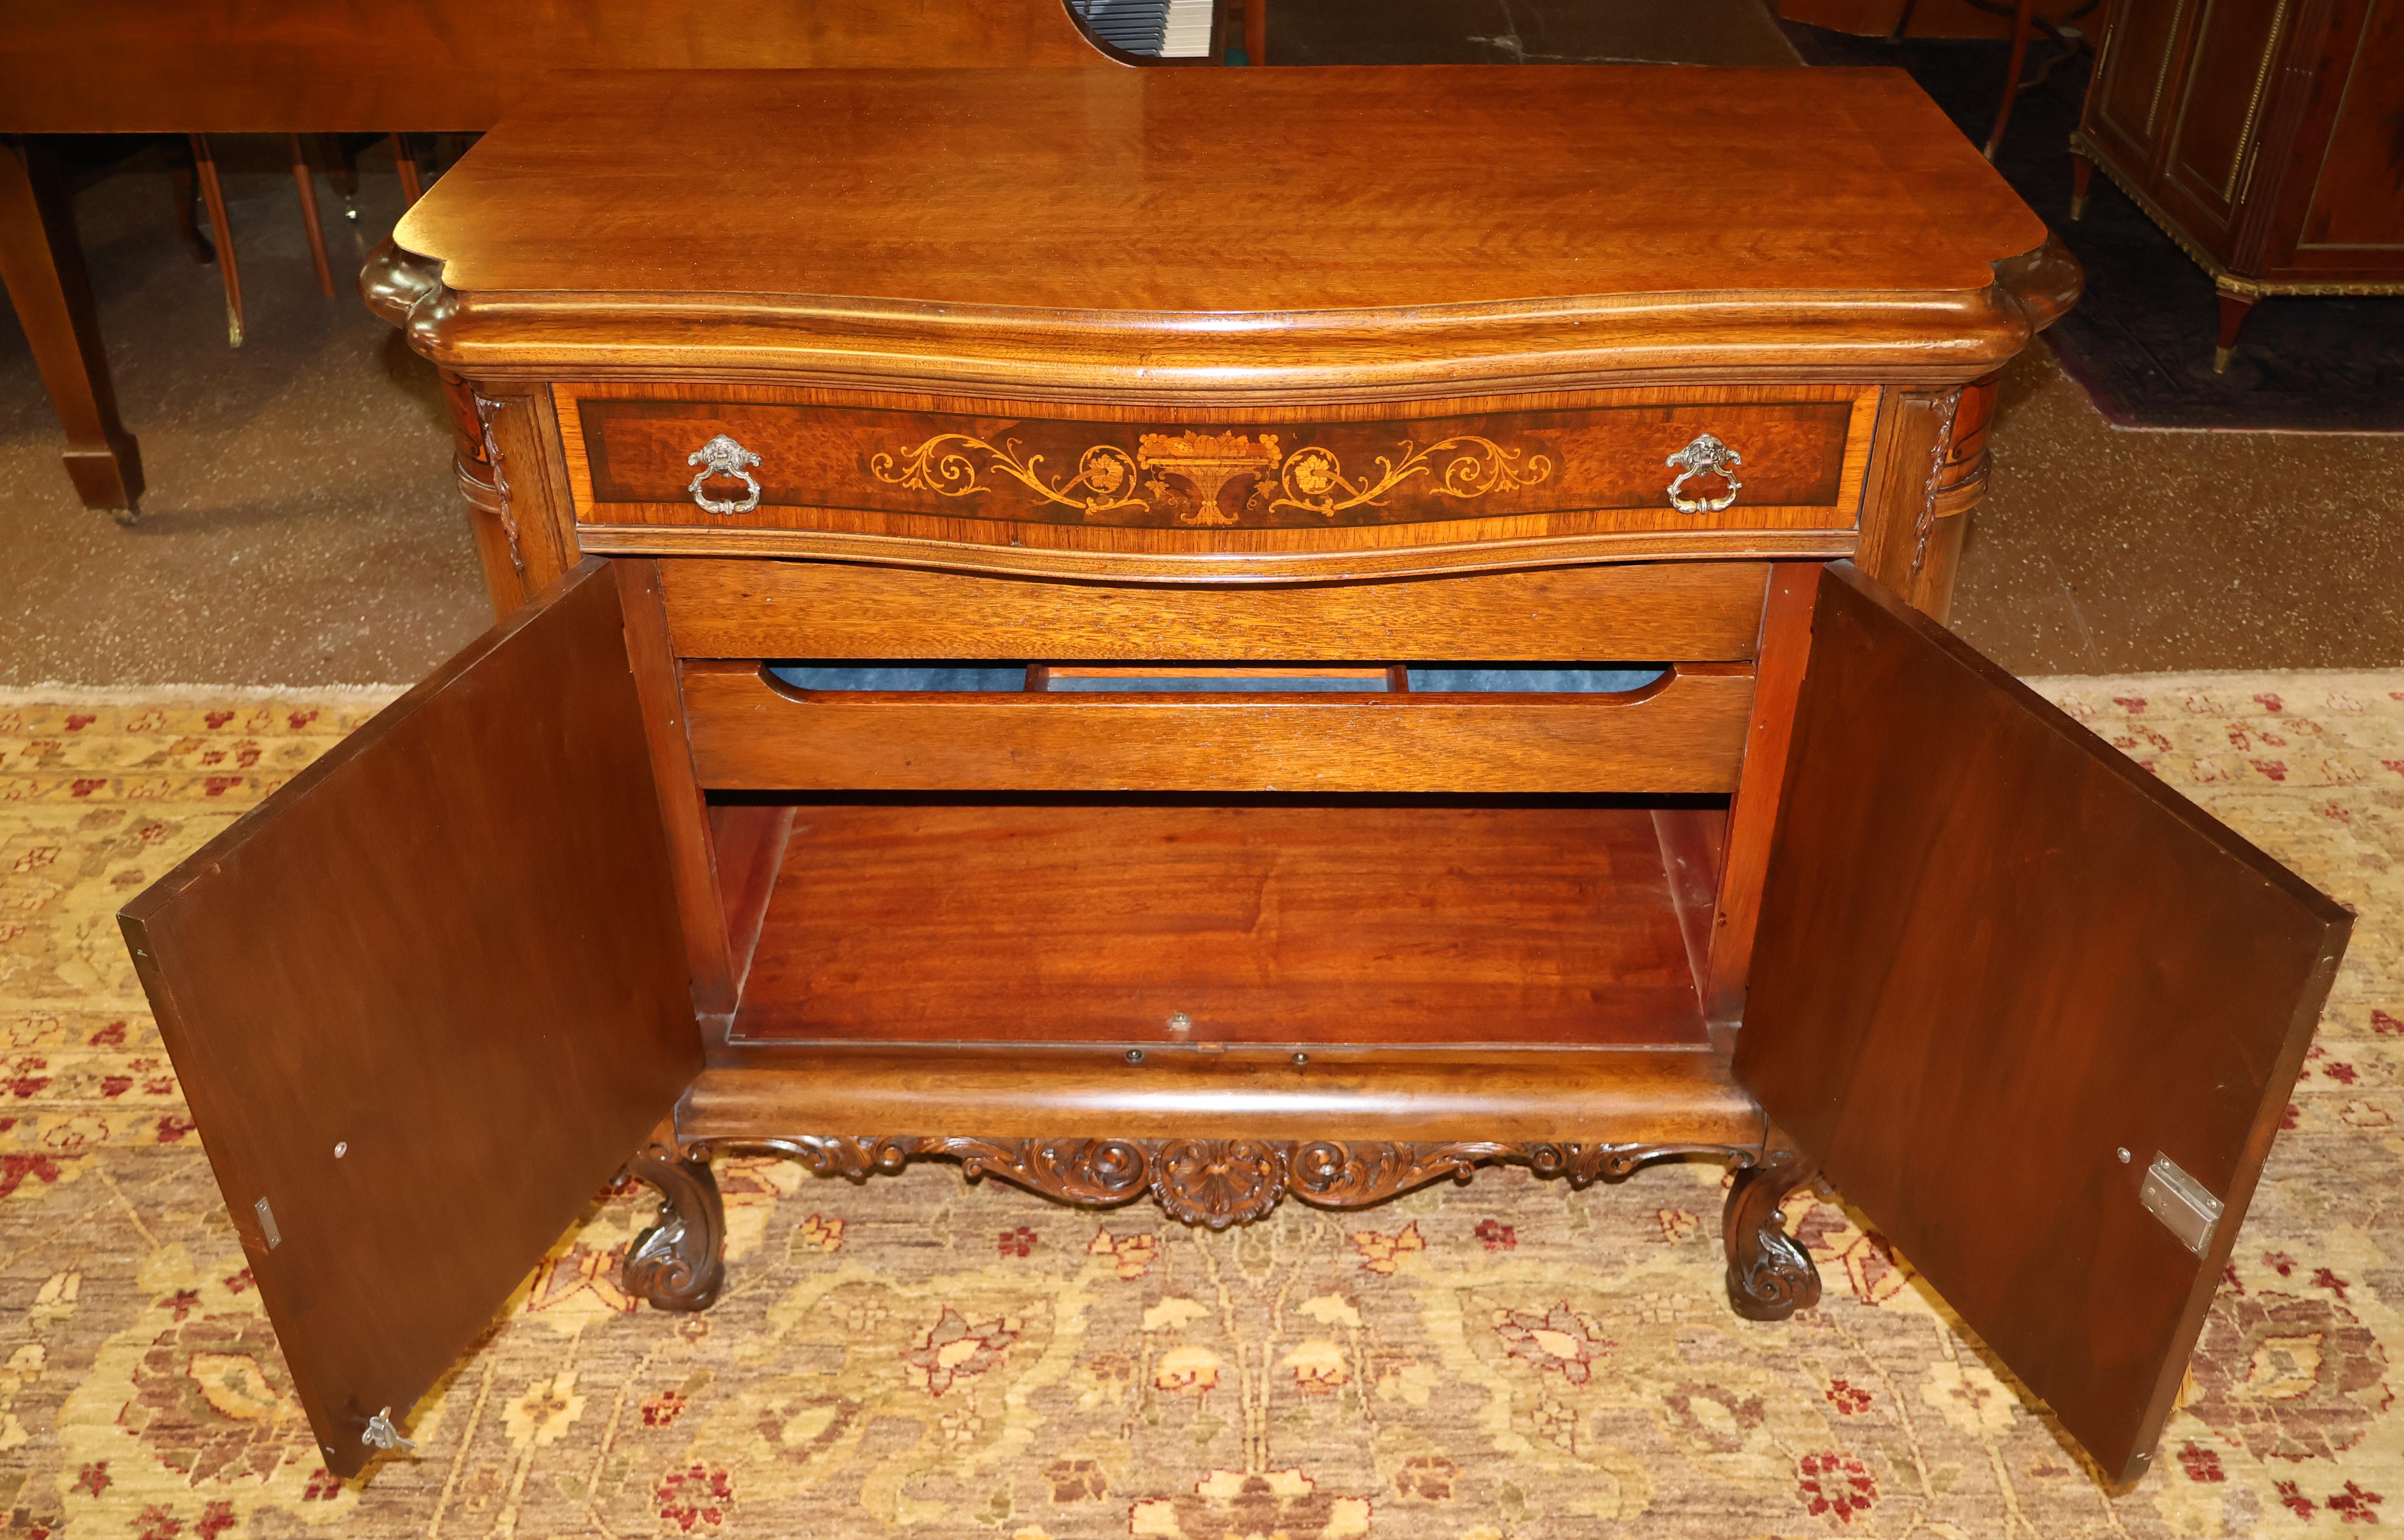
[2,76,2400,687]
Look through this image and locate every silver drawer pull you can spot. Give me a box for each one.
[1665,432,1742,514]
[687,434,763,516]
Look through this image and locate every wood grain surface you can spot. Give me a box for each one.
[117,561,700,1473]
[729,802,1711,1049]
[1702,562,1819,1021]
[681,1048,1763,1143]
[656,558,1773,662]
[399,69,2047,312]
[616,559,740,1013]
[379,72,2068,395]
[680,663,1755,793]
[708,803,796,1007]
[1736,562,2352,1484]
[0,0,1112,133]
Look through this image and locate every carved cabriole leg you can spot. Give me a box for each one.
[749,1136,1763,1231]
[1722,1131,1822,1322]
[622,1133,726,1311]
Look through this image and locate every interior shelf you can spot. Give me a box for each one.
[726,799,1712,1049]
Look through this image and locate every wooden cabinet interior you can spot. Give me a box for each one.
[115,66,2349,1490]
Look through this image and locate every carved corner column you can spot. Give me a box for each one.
[622,1128,726,1311]
[1853,376,1996,625]
[440,380,581,619]
[438,373,530,617]
[1914,371,2001,625]
[1721,1127,1822,1321]
[361,240,579,618]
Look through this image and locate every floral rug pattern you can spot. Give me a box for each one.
[0,675,2399,1538]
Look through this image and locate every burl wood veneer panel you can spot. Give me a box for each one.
[571,394,1859,532]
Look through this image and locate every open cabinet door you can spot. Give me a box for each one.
[119,558,699,1476]
[1736,562,2350,1486]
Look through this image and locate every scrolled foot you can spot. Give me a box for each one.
[1723,1147,1823,1322]
[623,1139,726,1311]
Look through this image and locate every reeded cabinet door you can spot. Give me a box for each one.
[1738,562,2351,1484]
[120,559,699,1475]
[2083,0,2195,173]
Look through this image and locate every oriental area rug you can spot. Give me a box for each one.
[1,675,2400,1539]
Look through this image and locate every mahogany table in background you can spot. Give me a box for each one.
[0,0,1129,518]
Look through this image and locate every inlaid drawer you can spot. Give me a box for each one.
[558,385,1878,571]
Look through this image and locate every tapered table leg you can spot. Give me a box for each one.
[0,135,143,518]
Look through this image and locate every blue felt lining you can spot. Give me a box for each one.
[767,665,1668,693]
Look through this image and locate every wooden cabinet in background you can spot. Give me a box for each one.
[2071,0,2404,367]
[119,66,2351,1494]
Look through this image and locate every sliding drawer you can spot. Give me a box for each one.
[681,662,1754,793]
[657,557,1774,662]
[561,384,1877,573]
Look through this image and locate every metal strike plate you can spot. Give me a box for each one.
[2138,1152,2223,1256]
[254,1195,281,1251]
[362,1407,416,1452]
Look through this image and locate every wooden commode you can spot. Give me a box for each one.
[120,66,2349,1487]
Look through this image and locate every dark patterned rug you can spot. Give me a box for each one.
[1785,27,2404,432]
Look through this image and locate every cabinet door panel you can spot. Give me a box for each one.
[2160,0,2292,234]
[119,558,698,1476]
[1737,562,2350,1485]
[2087,0,2194,168]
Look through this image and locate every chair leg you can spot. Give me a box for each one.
[2214,288,2257,374]
[287,133,335,298]
[391,133,424,207]
[318,132,361,222]
[1244,0,1268,65]
[188,133,242,347]
[1982,0,2039,161]
[2069,149,2094,220]
[168,143,212,264]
